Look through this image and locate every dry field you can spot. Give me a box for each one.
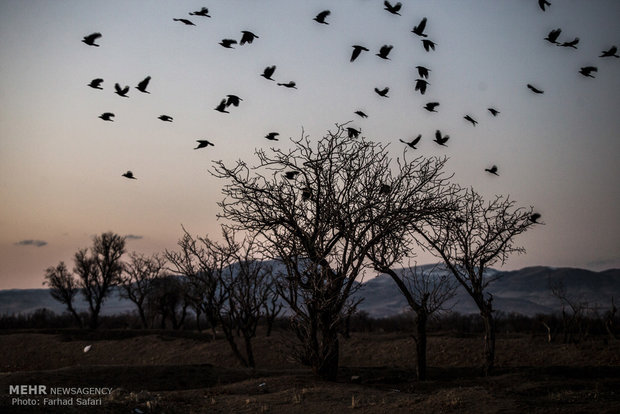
[1,329,619,413]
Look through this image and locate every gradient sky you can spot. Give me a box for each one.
[1,0,619,289]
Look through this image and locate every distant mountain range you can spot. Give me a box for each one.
[1,266,618,319]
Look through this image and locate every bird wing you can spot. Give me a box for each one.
[418,18,427,32]
[137,76,151,89]
[316,10,330,21]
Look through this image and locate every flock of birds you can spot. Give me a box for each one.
[80,1,616,194]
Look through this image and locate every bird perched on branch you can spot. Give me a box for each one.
[400,135,421,149]
[379,184,392,194]
[284,171,300,180]
[82,32,102,46]
[195,140,214,149]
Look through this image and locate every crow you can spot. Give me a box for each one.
[376,45,393,59]
[302,186,312,200]
[354,110,368,118]
[278,81,297,89]
[173,18,195,26]
[214,99,229,113]
[88,78,103,90]
[379,184,392,194]
[219,39,237,48]
[400,135,421,149]
[189,7,211,17]
[114,83,129,97]
[579,66,597,78]
[347,127,361,138]
[488,108,500,116]
[195,140,214,149]
[158,115,173,122]
[538,0,551,11]
[240,31,259,45]
[374,87,389,97]
[527,84,544,94]
[411,17,428,37]
[560,37,579,49]
[434,130,450,146]
[351,45,369,62]
[421,39,436,52]
[415,65,430,79]
[314,10,331,24]
[424,102,439,112]
[99,112,114,121]
[82,32,102,46]
[226,95,242,107]
[485,165,499,176]
[464,115,478,126]
[261,65,276,80]
[414,79,429,95]
[284,171,300,180]
[384,1,402,16]
[122,171,137,179]
[544,28,562,44]
[136,76,151,93]
[600,46,619,58]
[529,213,542,223]
[265,132,280,141]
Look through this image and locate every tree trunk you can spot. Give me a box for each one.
[415,311,428,381]
[244,334,256,368]
[482,310,495,376]
[313,332,339,381]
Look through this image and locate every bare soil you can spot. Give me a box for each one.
[1,329,619,413]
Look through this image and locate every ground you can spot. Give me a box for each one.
[0,329,619,413]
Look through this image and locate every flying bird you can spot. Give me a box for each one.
[421,39,436,52]
[415,65,430,79]
[354,110,368,118]
[600,46,619,58]
[434,130,449,146]
[265,132,280,141]
[114,83,129,97]
[195,140,214,149]
[376,45,393,60]
[384,1,402,16]
[351,45,369,62]
[284,171,300,180]
[214,99,229,113]
[579,66,597,78]
[83,345,92,353]
[347,127,361,138]
[99,112,114,121]
[464,115,478,126]
[484,165,499,176]
[414,79,429,95]
[411,17,428,37]
[488,108,500,116]
[527,84,544,94]
[261,65,276,80]
[278,81,297,89]
[544,28,562,44]
[122,171,137,179]
[158,115,173,122]
[135,76,151,93]
[226,95,242,107]
[538,0,551,11]
[173,18,195,26]
[529,213,542,223]
[240,31,259,45]
[219,39,237,48]
[400,135,421,149]
[314,10,331,24]
[560,37,579,49]
[88,78,103,90]
[374,87,389,97]
[82,32,102,46]
[424,102,439,112]
[189,7,211,17]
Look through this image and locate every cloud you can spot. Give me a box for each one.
[15,240,48,247]
[124,234,143,240]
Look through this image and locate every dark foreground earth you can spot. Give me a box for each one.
[1,329,619,413]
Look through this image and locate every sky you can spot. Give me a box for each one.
[1,0,619,289]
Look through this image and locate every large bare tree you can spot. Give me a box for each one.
[212,123,453,380]
[43,261,83,327]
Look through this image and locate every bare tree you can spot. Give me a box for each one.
[262,288,283,337]
[146,274,190,329]
[549,277,591,343]
[413,187,538,375]
[212,123,453,380]
[43,261,83,328]
[119,252,166,328]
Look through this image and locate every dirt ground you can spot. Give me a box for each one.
[1,329,619,413]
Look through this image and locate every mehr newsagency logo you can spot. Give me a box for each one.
[9,384,113,407]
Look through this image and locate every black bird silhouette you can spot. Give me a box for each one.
[415,65,430,79]
[189,7,211,17]
[424,102,439,112]
[195,140,214,149]
[265,132,280,141]
[538,0,551,11]
[214,99,229,113]
[488,108,500,116]
[173,18,195,26]
[560,37,579,49]
[384,1,402,15]
[99,112,114,121]
[219,39,237,48]
[114,83,129,97]
[136,76,151,93]
[351,45,369,62]
[158,115,173,122]
[82,32,102,46]
[376,45,393,60]
[464,115,478,126]
[527,84,544,94]
[600,46,619,58]
[485,165,499,176]
[284,171,300,180]
[302,186,312,200]
[240,31,259,45]
[414,79,429,95]
[88,78,103,90]
[579,66,597,78]
[122,171,136,180]
[347,127,361,138]
[314,10,331,24]
[354,110,368,118]
[261,65,276,80]
[278,81,297,89]
[400,135,421,149]
[434,130,450,146]
[544,28,562,44]
[379,184,392,194]
[225,95,242,107]
[529,212,542,223]
[412,17,428,37]
[374,87,389,97]
[421,39,436,52]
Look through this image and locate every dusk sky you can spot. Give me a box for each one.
[1,0,619,289]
